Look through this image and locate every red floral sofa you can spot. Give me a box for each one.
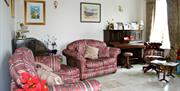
[9,47,101,91]
[63,39,120,80]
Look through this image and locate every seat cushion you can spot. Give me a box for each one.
[144,55,165,63]
[145,55,164,59]
[86,57,116,68]
[55,64,80,83]
[100,57,116,66]
[58,64,80,75]
[86,59,103,68]
[123,52,133,56]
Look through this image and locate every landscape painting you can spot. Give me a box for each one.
[24,1,45,25]
[80,2,101,23]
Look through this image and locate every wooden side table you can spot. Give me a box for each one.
[151,60,179,82]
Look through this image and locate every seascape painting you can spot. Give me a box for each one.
[80,2,101,23]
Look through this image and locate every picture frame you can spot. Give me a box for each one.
[11,0,15,18]
[24,1,46,25]
[4,0,10,7]
[80,2,101,23]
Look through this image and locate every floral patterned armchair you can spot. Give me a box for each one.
[63,39,120,80]
[9,47,101,91]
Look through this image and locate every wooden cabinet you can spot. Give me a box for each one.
[103,30,144,66]
[103,30,143,45]
[110,42,145,65]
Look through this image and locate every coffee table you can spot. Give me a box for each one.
[151,60,179,82]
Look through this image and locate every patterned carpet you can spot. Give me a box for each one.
[94,65,180,91]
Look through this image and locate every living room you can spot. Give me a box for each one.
[0,0,180,91]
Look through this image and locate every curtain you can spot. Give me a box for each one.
[167,0,180,60]
[149,0,170,49]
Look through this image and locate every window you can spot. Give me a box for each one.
[149,0,170,49]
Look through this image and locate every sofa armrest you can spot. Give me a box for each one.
[109,47,121,58]
[62,49,86,72]
[35,55,62,72]
[11,80,18,91]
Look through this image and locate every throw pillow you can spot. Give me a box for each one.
[37,67,63,86]
[99,47,110,58]
[84,46,99,59]
[35,62,53,72]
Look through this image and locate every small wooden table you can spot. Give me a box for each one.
[151,60,179,82]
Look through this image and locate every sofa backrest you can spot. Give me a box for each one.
[9,47,37,86]
[14,47,36,64]
[67,39,107,56]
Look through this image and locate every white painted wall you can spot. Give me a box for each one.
[0,1,14,90]
[0,0,145,90]
[15,0,146,52]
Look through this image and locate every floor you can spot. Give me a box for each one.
[94,65,180,91]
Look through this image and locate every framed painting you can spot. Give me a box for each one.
[4,0,10,7]
[24,1,46,25]
[80,2,101,23]
[11,0,15,17]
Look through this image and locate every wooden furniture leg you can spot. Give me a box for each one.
[159,66,168,83]
[123,52,133,69]
[166,67,175,78]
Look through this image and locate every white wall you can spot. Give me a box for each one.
[0,1,14,90]
[15,0,146,55]
[0,0,145,90]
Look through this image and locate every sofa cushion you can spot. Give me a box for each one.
[58,64,80,76]
[84,46,99,59]
[86,59,103,68]
[100,57,116,66]
[37,68,63,86]
[9,48,37,86]
[86,57,115,68]
[99,47,110,58]
[35,62,53,72]
[35,55,61,72]
[54,64,80,84]
[85,65,116,73]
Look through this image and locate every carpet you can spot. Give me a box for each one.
[94,65,180,91]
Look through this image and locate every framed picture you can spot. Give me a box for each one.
[24,1,46,25]
[4,0,10,7]
[80,2,101,23]
[11,0,15,17]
